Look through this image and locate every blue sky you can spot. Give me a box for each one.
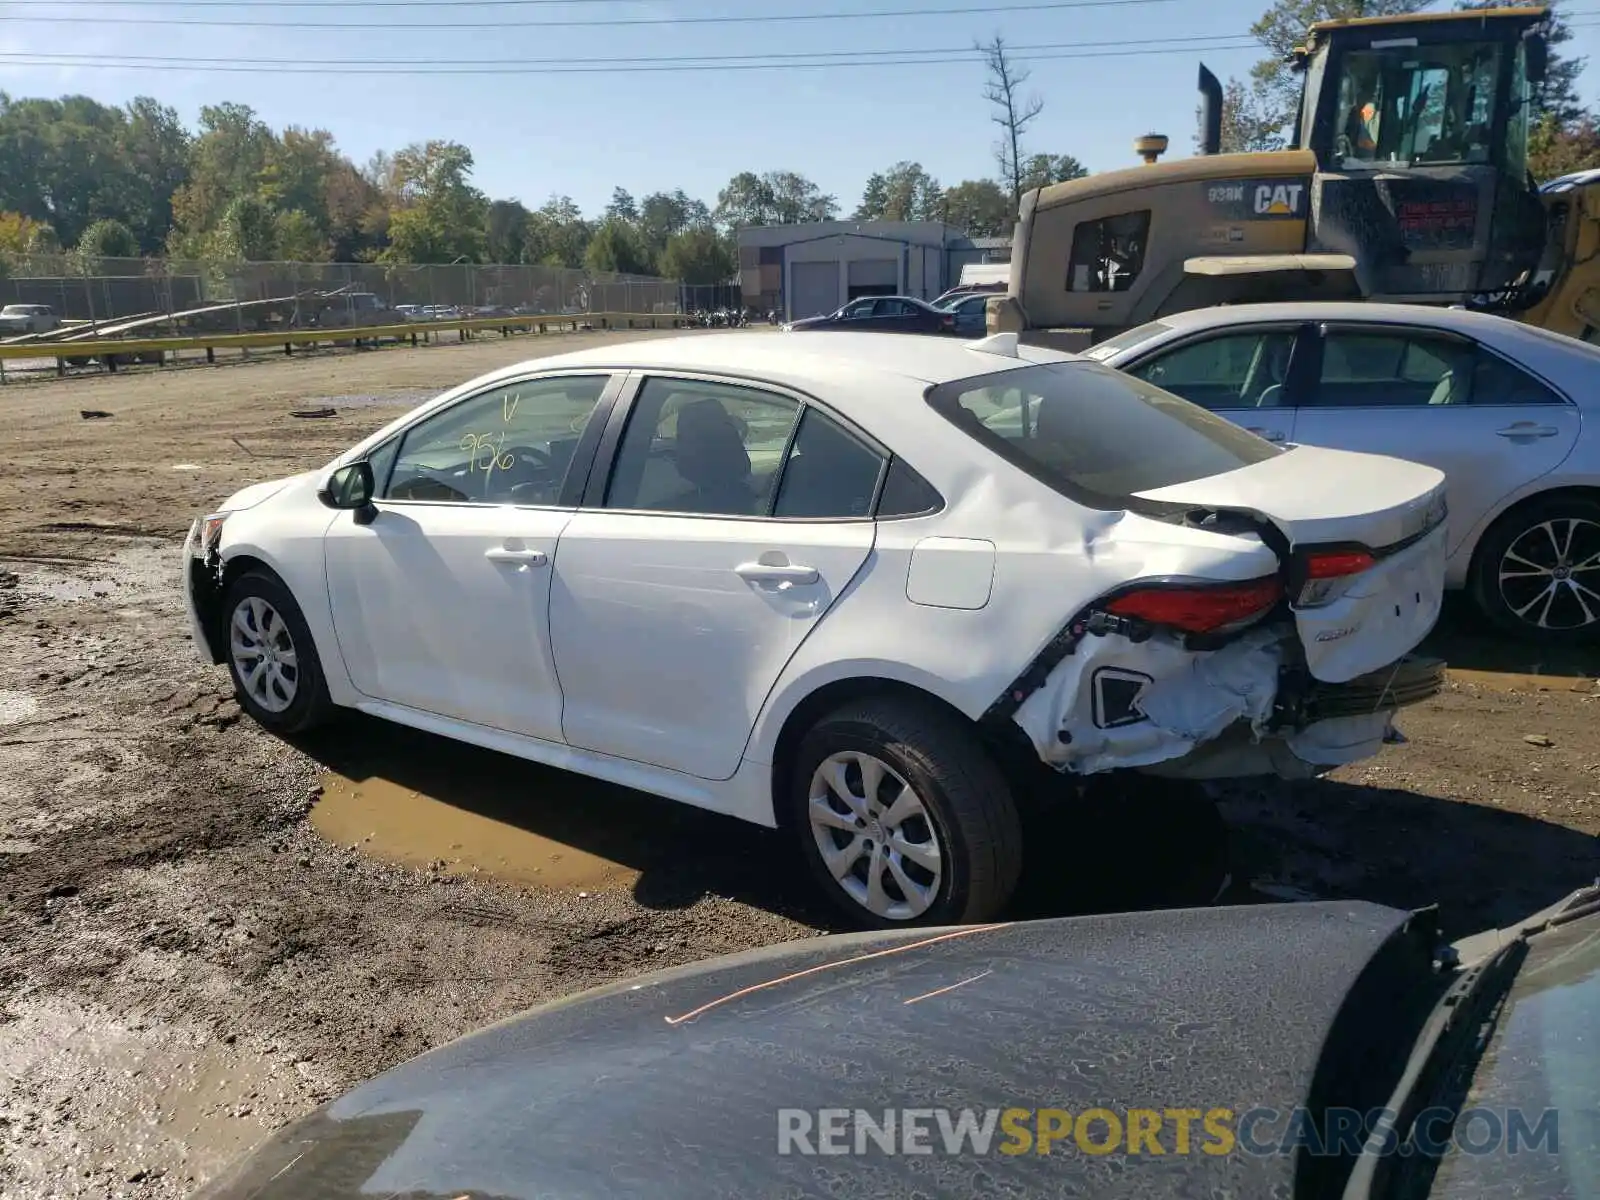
[3,0,1599,216]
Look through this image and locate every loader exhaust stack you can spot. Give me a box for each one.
[1198,64,1223,156]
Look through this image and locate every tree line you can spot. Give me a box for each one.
[0,37,1085,279]
[1216,0,1600,179]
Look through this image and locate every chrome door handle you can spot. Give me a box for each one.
[484,547,548,566]
[1496,423,1559,438]
[735,561,819,586]
[1246,426,1287,443]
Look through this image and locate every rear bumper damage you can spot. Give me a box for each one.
[1009,623,1444,781]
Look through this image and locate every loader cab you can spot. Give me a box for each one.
[1296,7,1550,301]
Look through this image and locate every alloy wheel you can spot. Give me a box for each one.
[1497,517,1600,632]
[807,750,943,921]
[229,595,300,714]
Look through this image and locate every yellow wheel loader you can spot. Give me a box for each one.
[989,6,1600,346]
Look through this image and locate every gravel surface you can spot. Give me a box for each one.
[1,330,1597,1198]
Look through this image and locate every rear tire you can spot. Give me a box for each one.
[788,697,1023,929]
[222,569,335,734]
[1469,494,1600,644]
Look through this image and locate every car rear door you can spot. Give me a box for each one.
[547,374,882,783]
[1118,323,1310,446]
[1290,322,1582,559]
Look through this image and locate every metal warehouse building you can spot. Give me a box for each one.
[737,222,1010,321]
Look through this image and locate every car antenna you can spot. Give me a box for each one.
[967,332,1021,358]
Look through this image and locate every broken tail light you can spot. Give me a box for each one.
[1296,549,1376,607]
[1105,576,1283,635]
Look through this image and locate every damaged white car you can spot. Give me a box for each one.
[183,331,1447,928]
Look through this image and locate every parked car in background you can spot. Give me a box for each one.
[940,291,994,336]
[783,295,956,335]
[0,303,60,336]
[196,885,1600,1200]
[1088,303,1600,645]
[932,280,1007,308]
[184,332,1446,928]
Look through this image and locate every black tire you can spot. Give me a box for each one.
[788,696,1023,929]
[222,569,335,734]
[1469,493,1600,644]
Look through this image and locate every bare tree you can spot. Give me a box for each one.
[979,36,1045,206]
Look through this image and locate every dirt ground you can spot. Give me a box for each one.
[2,331,1598,1199]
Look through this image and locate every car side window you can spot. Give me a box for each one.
[876,457,944,517]
[604,377,802,516]
[1313,328,1477,407]
[1470,349,1565,406]
[772,408,885,519]
[877,299,912,316]
[841,300,875,319]
[384,375,610,506]
[1129,330,1298,410]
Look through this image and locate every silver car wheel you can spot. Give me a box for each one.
[1498,517,1600,631]
[807,751,943,921]
[228,595,299,714]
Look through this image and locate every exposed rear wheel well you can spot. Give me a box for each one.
[768,677,1037,829]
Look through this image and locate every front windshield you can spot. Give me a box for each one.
[1331,40,1502,168]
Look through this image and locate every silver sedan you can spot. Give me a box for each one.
[1087,302,1600,645]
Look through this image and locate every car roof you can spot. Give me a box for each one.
[491,331,1077,387]
[1152,301,1539,340]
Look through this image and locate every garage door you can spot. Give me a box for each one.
[848,258,899,291]
[789,261,839,319]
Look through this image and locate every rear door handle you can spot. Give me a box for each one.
[1496,423,1560,438]
[1247,426,1287,443]
[485,547,548,566]
[735,561,819,586]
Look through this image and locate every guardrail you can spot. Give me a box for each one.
[0,311,693,378]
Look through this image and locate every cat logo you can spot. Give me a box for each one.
[1254,183,1306,216]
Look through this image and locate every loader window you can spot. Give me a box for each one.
[1331,41,1501,168]
[1067,211,1150,293]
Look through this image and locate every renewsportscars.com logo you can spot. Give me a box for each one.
[776,1106,1560,1159]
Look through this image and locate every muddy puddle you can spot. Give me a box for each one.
[304,717,776,900]
[312,771,641,890]
[0,995,316,1190]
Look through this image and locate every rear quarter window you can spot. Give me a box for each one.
[927,361,1282,509]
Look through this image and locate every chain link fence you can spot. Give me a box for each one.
[0,255,684,333]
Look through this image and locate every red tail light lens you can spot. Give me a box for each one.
[1298,549,1375,607]
[1105,577,1283,634]
[1306,551,1375,579]
[940,314,955,329]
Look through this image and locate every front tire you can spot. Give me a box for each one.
[788,697,1023,929]
[1469,494,1600,644]
[223,569,334,734]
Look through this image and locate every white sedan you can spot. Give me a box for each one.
[183,332,1447,927]
[1086,302,1600,644]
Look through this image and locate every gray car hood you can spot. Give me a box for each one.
[196,901,1434,1200]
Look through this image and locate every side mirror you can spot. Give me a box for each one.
[318,460,378,525]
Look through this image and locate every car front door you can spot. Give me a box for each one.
[834,298,879,328]
[1119,323,1308,445]
[1291,323,1582,558]
[322,371,621,740]
[548,374,883,782]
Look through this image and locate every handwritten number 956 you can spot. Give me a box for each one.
[461,432,514,477]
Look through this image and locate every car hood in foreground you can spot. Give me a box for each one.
[196,901,1433,1200]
